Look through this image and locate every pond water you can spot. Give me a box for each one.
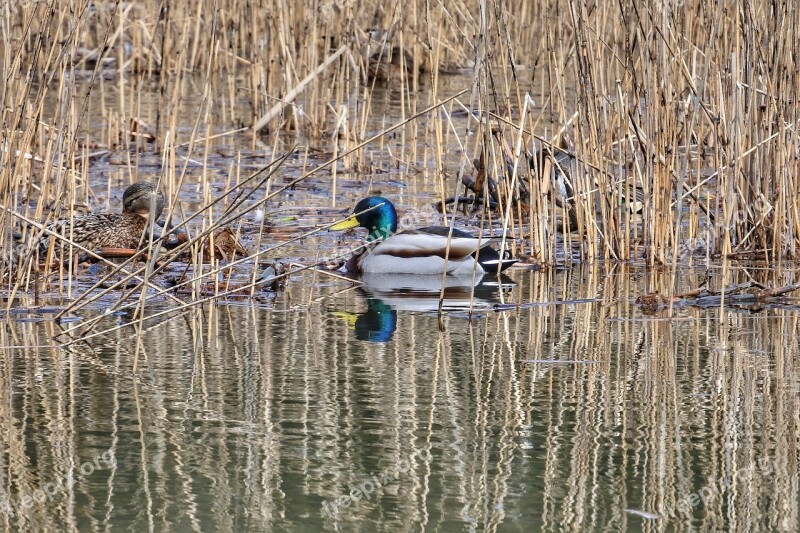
[2,263,798,531]
[2,70,799,532]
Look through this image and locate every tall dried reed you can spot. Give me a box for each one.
[2,0,799,307]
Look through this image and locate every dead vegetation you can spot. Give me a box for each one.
[2,0,800,318]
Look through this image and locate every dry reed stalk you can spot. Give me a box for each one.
[4,0,800,310]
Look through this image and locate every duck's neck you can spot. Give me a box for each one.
[367,217,396,242]
[363,202,398,242]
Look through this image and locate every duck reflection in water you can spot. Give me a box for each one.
[333,273,515,342]
[334,297,397,343]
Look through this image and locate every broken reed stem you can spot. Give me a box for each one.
[252,45,349,133]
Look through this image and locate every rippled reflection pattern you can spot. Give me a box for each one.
[1,265,798,531]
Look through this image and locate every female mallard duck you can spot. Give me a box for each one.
[331,196,517,276]
[367,46,417,83]
[37,181,165,256]
[537,148,644,209]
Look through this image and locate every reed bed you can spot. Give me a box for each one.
[2,0,800,311]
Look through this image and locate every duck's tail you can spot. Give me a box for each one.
[453,228,517,273]
[475,246,518,274]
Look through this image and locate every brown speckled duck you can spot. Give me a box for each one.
[367,46,418,83]
[37,181,165,256]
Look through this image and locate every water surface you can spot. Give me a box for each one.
[2,264,797,532]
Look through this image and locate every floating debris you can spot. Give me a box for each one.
[623,508,662,520]
[636,281,800,313]
[199,227,248,262]
[634,291,672,314]
[259,262,288,291]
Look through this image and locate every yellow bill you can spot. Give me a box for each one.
[330,310,358,328]
[331,216,360,231]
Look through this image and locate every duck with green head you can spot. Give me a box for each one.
[331,196,517,276]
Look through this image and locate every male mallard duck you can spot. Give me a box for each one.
[331,196,517,276]
[36,181,165,256]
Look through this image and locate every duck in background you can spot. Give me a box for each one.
[532,145,645,232]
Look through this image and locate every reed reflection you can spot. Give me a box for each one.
[0,266,798,531]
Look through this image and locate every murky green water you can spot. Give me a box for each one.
[2,265,798,532]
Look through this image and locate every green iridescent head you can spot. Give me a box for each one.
[331,196,398,241]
